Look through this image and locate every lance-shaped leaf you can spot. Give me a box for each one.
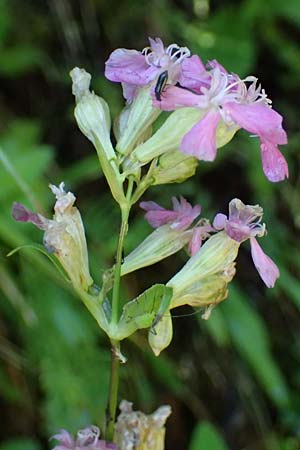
[110,284,173,340]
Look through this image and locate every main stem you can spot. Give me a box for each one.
[106,179,133,442]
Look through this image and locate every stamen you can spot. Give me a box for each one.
[142,46,152,56]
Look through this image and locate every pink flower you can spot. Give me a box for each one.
[155,65,288,182]
[213,198,279,287]
[140,197,213,255]
[140,196,201,230]
[105,37,191,101]
[51,426,117,450]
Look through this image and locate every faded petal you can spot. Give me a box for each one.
[224,102,288,145]
[50,182,76,214]
[260,140,289,182]
[105,48,156,85]
[12,202,47,230]
[180,110,220,161]
[250,237,279,288]
[51,429,74,448]
[76,426,100,447]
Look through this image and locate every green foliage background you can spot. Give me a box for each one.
[0,1,300,449]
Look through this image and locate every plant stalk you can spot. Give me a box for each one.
[106,178,134,441]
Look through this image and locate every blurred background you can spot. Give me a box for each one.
[1,1,300,449]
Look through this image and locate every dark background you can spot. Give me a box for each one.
[1,1,300,449]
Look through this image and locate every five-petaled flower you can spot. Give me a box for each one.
[140,196,213,255]
[105,37,191,101]
[153,63,288,182]
[213,198,279,287]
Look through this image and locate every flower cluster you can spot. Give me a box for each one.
[142,197,279,355]
[105,37,288,182]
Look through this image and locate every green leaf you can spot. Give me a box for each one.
[114,284,173,340]
[223,285,290,409]
[7,243,70,283]
[189,421,229,450]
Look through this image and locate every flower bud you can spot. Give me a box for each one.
[121,225,192,276]
[151,149,198,185]
[148,312,173,356]
[70,67,114,157]
[116,87,160,155]
[115,400,171,450]
[167,231,239,308]
[131,107,204,164]
[70,68,125,206]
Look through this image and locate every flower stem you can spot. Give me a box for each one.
[106,339,121,442]
[106,178,134,442]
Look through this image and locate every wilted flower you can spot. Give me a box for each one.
[12,182,93,292]
[114,400,171,450]
[51,426,117,450]
[154,64,288,182]
[213,198,279,287]
[105,37,191,102]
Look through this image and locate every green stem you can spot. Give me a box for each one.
[111,207,129,325]
[106,339,121,442]
[106,177,134,442]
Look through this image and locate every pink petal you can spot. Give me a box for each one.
[12,202,46,230]
[213,213,227,230]
[143,210,178,228]
[148,37,164,54]
[224,102,288,145]
[260,140,289,182]
[188,227,203,256]
[105,48,157,85]
[140,197,201,230]
[121,82,139,102]
[179,55,210,92]
[180,110,220,161]
[152,85,207,110]
[207,59,228,74]
[51,430,74,448]
[140,201,165,212]
[250,237,279,288]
